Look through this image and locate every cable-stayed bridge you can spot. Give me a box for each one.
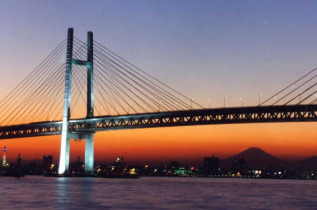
[0,28,316,175]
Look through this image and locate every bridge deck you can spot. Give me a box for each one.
[0,104,316,139]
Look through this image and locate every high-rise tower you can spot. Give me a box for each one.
[2,146,7,167]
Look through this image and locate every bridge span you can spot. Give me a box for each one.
[1,104,316,140]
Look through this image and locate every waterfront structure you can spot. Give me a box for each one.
[2,146,7,167]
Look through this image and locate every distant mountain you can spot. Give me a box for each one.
[220,147,286,170]
[292,156,317,171]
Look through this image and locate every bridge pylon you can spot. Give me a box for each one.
[58,28,95,175]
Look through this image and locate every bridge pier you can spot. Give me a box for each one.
[59,135,95,175]
[65,138,70,172]
[58,28,73,175]
[84,135,94,174]
[58,135,71,174]
[64,132,95,174]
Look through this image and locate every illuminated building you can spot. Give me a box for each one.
[2,146,7,167]
[170,161,179,174]
[174,166,192,176]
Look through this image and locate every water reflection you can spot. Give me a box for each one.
[57,177,96,208]
[57,178,69,207]
[0,177,317,208]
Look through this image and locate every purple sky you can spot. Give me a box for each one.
[1,0,317,107]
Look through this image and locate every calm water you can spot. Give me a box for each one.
[0,176,317,209]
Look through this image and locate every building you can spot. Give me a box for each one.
[203,155,220,175]
[43,155,53,174]
[16,153,23,177]
[170,161,179,171]
[2,146,7,167]
[232,157,246,174]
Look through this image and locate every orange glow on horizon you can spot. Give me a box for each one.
[1,122,316,165]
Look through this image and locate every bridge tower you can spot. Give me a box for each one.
[58,28,95,175]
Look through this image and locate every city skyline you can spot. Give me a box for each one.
[0,1,317,164]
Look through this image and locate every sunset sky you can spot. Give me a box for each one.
[0,0,317,165]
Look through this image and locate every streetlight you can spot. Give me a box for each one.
[191,98,194,109]
[207,99,211,109]
[224,96,227,108]
[239,97,243,107]
[258,93,262,106]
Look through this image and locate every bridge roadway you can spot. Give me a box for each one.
[0,104,316,139]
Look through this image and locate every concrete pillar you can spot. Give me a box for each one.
[65,138,70,173]
[85,135,94,174]
[87,31,94,118]
[58,28,73,175]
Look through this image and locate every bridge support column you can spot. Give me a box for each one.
[65,138,70,172]
[85,134,94,174]
[59,136,71,174]
[58,28,73,175]
[84,31,94,175]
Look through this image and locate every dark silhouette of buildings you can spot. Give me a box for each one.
[16,153,23,177]
[170,161,179,174]
[43,155,54,175]
[203,155,220,175]
[69,156,85,175]
[0,146,316,179]
[232,157,246,175]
